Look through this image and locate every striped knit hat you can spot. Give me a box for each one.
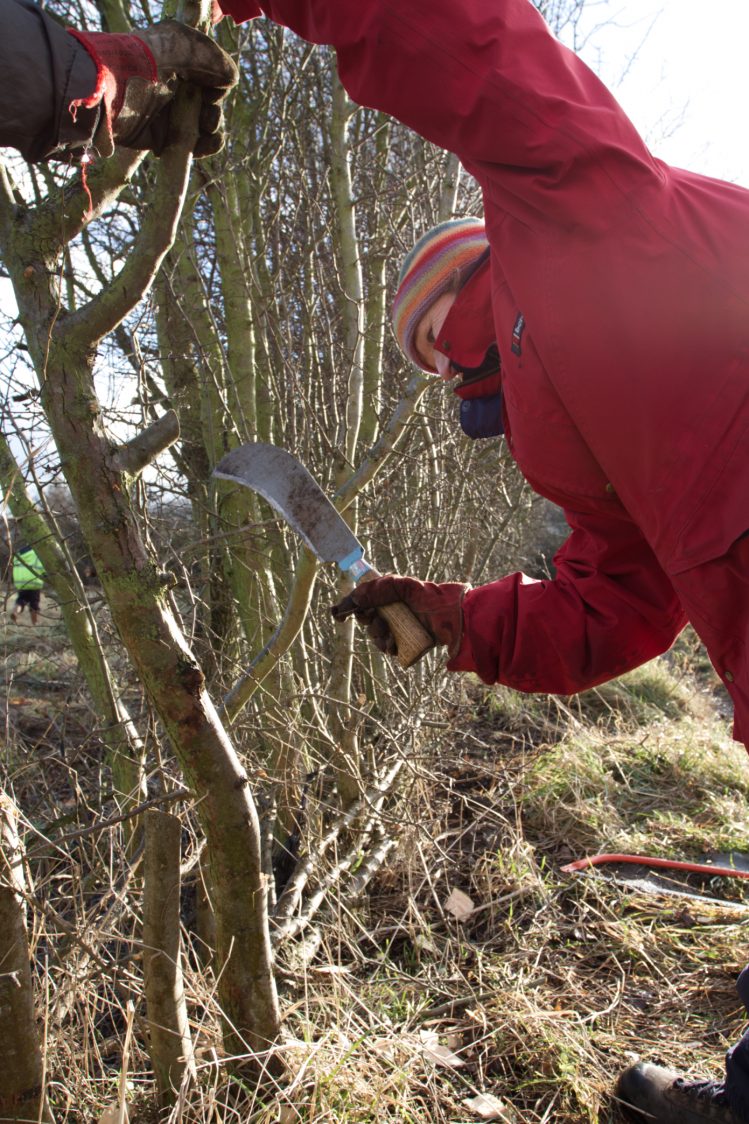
[392,217,488,372]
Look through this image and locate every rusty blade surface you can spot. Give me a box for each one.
[213,443,362,566]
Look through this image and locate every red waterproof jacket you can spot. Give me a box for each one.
[221,0,749,696]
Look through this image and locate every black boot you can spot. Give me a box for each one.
[617,1063,747,1123]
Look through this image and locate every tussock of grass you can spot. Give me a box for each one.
[485,654,712,743]
[522,708,749,859]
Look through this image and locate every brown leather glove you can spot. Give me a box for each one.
[332,574,468,661]
[68,21,238,159]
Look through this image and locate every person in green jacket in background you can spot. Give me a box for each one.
[11,544,45,625]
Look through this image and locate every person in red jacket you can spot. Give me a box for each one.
[211,2,748,1122]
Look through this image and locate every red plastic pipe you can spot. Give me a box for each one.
[561,853,749,880]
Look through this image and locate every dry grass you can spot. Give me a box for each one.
[2,604,749,1123]
[252,639,749,1124]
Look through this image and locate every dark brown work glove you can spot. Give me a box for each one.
[332,574,468,662]
[68,21,239,159]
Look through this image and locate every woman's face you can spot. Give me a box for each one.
[414,292,457,377]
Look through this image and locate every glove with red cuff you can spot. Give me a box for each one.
[212,0,263,22]
[331,574,468,663]
[67,21,238,159]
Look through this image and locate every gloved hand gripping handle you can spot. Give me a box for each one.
[354,568,434,670]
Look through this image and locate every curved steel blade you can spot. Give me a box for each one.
[213,443,363,567]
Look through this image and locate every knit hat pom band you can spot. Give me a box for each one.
[392,217,488,372]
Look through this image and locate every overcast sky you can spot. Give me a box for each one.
[567,0,749,186]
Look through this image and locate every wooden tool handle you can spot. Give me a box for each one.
[357,569,434,670]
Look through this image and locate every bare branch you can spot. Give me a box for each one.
[59,86,204,345]
[28,148,144,255]
[336,372,432,510]
[221,549,319,722]
[110,409,181,475]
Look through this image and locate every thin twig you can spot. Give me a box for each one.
[25,788,192,858]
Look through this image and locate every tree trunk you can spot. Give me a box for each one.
[0,793,52,1123]
[0,432,147,827]
[0,88,282,1073]
[143,810,195,1105]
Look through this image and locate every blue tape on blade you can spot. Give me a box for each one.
[338,547,364,572]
